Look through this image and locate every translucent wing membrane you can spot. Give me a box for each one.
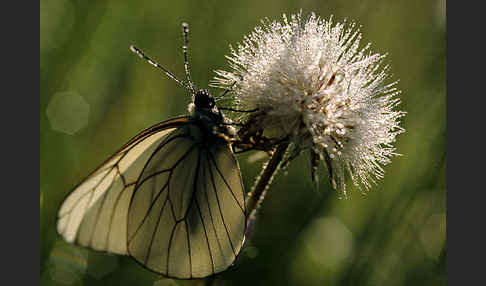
[128,124,246,279]
[57,117,246,279]
[57,118,188,255]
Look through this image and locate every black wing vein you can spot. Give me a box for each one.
[144,193,170,264]
[195,194,215,275]
[207,152,237,257]
[57,119,186,255]
[208,152,245,213]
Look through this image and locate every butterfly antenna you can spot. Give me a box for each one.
[129,45,190,90]
[182,23,196,93]
[218,80,238,98]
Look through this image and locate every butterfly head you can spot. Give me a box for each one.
[194,89,215,110]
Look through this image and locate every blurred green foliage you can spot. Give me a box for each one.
[40,0,446,285]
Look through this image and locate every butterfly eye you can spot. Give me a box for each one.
[208,97,215,108]
[194,90,215,109]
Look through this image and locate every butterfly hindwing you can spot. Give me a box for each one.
[127,123,246,279]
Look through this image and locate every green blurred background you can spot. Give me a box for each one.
[40,0,446,285]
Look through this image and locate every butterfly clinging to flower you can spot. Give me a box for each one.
[57,23,247,279]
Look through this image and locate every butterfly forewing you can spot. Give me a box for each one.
[56,118,188,255]
[127,124,246,279]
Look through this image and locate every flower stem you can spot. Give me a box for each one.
[246,142,290,222]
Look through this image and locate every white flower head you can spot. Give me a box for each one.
[213,13,405,195]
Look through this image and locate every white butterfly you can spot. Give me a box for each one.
[57,23,246,279]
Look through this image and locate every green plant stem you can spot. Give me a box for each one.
[246,142,290,221]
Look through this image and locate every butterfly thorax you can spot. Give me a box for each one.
[188,89,235,146]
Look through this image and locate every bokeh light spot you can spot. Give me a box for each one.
[87,252,119,279]
[153,279,178,286]
[40,191,44,209]
[46,91,90,135]
[243,245,259,259]
[48,241,88,285]
[420,213,446,259]
[303,217,354,269]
